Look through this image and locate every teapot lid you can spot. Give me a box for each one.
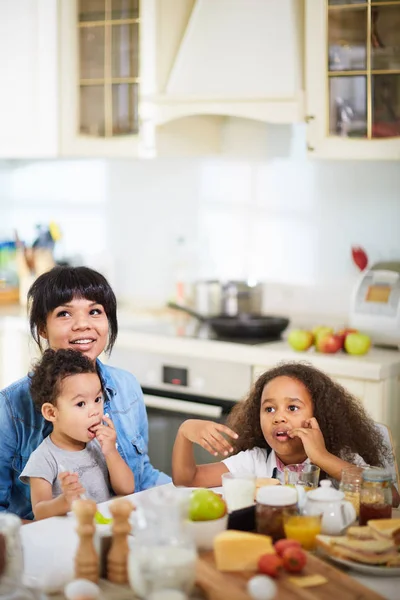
[307,479,344,501]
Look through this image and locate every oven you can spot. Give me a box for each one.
[108,346,253,476]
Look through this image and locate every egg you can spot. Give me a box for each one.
[247,574,277,600]
[64,578,100,600]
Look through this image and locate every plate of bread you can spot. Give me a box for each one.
[316,518,400,576]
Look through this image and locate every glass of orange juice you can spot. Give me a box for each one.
[283,512,322,551]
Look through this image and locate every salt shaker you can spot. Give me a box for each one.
[0,513,24,583]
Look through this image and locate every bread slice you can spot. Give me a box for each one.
[316,534,399,566]
[368,519,400,546]
[346,526,374,540]
[255,477,280,490]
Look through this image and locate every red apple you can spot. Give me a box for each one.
[312,326,334,346]
[344,333,371,356]
[316,333,343,354]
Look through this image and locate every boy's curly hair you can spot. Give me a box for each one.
[30,349,97,411]
[227,362,390,467]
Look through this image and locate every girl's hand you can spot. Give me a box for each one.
[288,417,328,464]
[180,419,238,457]
[58,471,85,509]
[94,416,117,457]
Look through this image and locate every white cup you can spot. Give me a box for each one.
[221,472,256,512]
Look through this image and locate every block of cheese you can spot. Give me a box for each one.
[214,530,275,571]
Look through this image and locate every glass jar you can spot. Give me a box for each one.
[256,486,298,542]
[339,465,364,517]
[359,467,392,526]
[128,487,197,599]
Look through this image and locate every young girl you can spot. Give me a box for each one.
[0,266,170,521]
[172,362,399,506]
[20,349,134,520]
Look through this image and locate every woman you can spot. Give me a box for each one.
[0,266,170,520]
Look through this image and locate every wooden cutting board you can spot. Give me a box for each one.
[195,551,385,600]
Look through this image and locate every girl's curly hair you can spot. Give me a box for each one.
[227,362,390,467]
[29,348,97,411]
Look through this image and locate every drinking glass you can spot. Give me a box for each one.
[283,511,322,551]
[221,472,256,512]
[284,464,320,491]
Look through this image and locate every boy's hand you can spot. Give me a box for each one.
[94,415,118,457]
[287,417,328,464]
[58,471,85,509]
[180,419,238,457]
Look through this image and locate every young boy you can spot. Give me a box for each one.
[20,349,135,520]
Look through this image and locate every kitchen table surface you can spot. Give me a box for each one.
[20,485,400,600]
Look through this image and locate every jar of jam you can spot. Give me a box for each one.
[359,467,392,526]
[255,486,298,541]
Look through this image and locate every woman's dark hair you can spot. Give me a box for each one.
[227,362,390,467]
[27,266,118,354]
[30,348,97,411]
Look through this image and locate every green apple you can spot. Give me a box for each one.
[288,329,313,352]
[344,333,371,356]
[189,489,227,521]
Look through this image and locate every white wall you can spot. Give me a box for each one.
[1,124,400,322]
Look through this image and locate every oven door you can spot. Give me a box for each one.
[143,390,235,477]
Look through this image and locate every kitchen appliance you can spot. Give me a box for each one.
[349,261,400,349]
[168,302,289,340]
[108,345,253,477]
[193,280,264,316]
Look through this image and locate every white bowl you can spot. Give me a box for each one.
[185,514,228,551]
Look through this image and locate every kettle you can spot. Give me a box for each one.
[302,480,357,535]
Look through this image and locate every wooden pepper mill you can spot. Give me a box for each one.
[73,499,99,584]
[106,498,133,584]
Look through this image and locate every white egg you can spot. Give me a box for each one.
[247,574,277,600]
[64,578,100,600]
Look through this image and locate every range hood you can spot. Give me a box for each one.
[151,0,305,125]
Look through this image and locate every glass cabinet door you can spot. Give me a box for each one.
[327,0,400,139]
[78,0,140,137]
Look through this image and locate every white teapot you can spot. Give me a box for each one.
[302,480,357,535]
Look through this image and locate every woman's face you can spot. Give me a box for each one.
[40,297,109,363]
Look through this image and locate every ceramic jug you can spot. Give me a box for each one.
[302,480,357,535]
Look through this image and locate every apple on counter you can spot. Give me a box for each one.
[315,333,343,354]
[287,326,371,356]
[287,329,314,352]
[344,332,371,356]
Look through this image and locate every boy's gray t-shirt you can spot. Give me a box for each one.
[20,436,112,503]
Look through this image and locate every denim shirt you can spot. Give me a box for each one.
[0,360,171,520]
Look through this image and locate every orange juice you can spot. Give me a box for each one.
[283,515,322,550]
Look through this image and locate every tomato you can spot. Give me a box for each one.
[281,547,307,573]
[258,554,283,578]
[274,539,302,558]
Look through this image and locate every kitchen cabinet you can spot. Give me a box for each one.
[150,0,305,126]
[252,365,400,463]
[0,0,58,158]
[59,0,148,157]
[59,0,305,158]
[305,0,400,159]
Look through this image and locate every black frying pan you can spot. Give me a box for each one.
[168,302,289,340]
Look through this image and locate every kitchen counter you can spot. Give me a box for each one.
[115,328,400,382]
[1,308,400,384]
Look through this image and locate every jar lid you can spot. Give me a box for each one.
[362,467,393,483]
[307,479,344,502]
[256,485,297,506]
